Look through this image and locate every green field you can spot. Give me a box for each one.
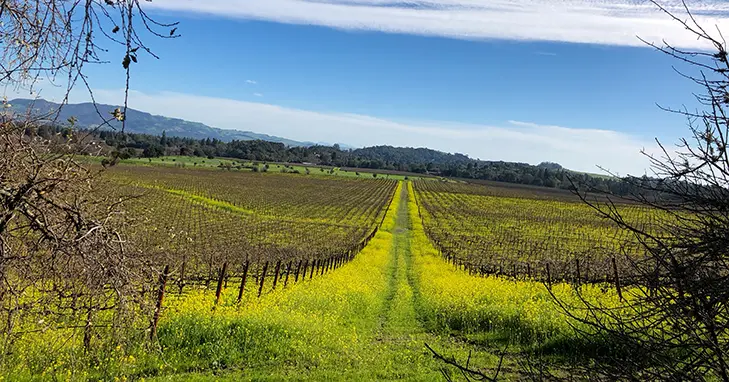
[2,163,634,380]
[115,155,431,181]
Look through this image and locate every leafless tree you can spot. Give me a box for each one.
[0,115,156,353]
[1,0,179,127]
[539,1,729,380]
[0,0,177,371]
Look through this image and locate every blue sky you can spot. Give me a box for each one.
[18,0,729,175]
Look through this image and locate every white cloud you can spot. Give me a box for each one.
[253,92,263,97]
[246,80,257,84]
[145,0,729,48]
[85,89,658,176]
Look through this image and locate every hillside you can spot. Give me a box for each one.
[8,98,315,147]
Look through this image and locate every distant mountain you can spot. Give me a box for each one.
[8,98,315,147]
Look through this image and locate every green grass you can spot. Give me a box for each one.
[123,155,236,168]
[115,155,428,181]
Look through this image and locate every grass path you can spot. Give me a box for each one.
[373,184,506,380]
[149,183,501,381]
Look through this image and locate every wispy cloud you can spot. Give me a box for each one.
[253,92,263,97]
[146,0,729,48]
[86,89,659,176]
[246,79,257,84]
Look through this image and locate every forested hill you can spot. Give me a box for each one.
[353,146,471,164]
[8,98,315,147]
[80,128,635,195]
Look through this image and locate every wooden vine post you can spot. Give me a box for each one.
[284,261,292,288]
[272,260,282,290]
[612,257,623,301]
[215,262,227,306]
[298,260,306,283]
[258,261,269,298]
[546,263,552,286]
[151,264,170,341]
[237,261,249,303]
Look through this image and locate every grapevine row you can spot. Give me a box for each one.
[104,166,398,294]
[412,180,665,286]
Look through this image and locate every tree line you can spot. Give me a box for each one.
[67,127,641,195]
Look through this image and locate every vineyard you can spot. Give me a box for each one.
[1,164,673,379]
[412,180,664,285]
[106,165,398,295]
